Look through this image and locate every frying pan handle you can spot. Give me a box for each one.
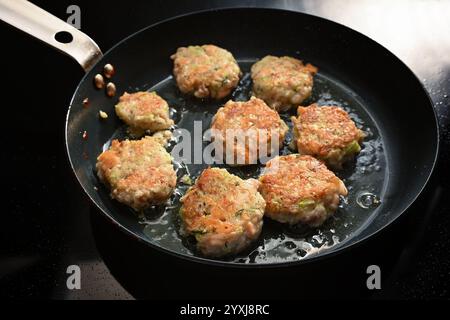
[0,0,102,72]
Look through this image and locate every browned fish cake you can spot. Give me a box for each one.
[291,104,365,169]
[251,55,317,111]
[259,154,347,227]
[96,136,176,211]
[171,44,241,99]
[211,97,288,165]
[115,91,174,133]
[180,168,265,257]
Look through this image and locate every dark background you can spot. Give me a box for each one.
[0,0,449,299]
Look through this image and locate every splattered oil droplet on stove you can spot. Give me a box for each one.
[82,98,89,108]
[356,192,381,209]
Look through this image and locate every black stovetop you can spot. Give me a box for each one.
[1,0,449,300]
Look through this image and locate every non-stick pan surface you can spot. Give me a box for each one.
[65,8,439,266]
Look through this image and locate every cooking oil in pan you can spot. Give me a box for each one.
[102,60,387,264]
[356,192,381,209]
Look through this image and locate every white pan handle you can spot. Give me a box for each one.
[0,0,102,71]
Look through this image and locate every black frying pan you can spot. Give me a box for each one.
[1,2,438,268]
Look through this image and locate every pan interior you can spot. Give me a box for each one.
[94,59,388,264]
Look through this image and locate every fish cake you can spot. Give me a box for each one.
[96,136,176,211]
[171,44,241,99]
[259,154,347,227]
[251,55,317,111]
[211,96,288,165]
[115,91,174,133]
[180,168,265,257]
[291,104,365,169]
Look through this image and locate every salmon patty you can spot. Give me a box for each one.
[291,104,365,169]
[115,91,174,133]
[251,55,317,111]
[96,136,176,211]
[259,154,347,227]
[211,97,288,165]
[180,168,265,257]
[171,44,241,99]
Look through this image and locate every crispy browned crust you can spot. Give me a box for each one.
[291,104,365,168]
[211,97,288,165]
[115,91,174,132]
[171,44,241,99]
[180,168,265,256]
[251,55,317,111]
[96,136,176,211]
[259,154,347,226]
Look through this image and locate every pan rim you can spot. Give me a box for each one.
[65,6,440,268]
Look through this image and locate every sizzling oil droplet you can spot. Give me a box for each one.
[356,192,381,209]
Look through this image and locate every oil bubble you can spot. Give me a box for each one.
[356,192,381,209]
